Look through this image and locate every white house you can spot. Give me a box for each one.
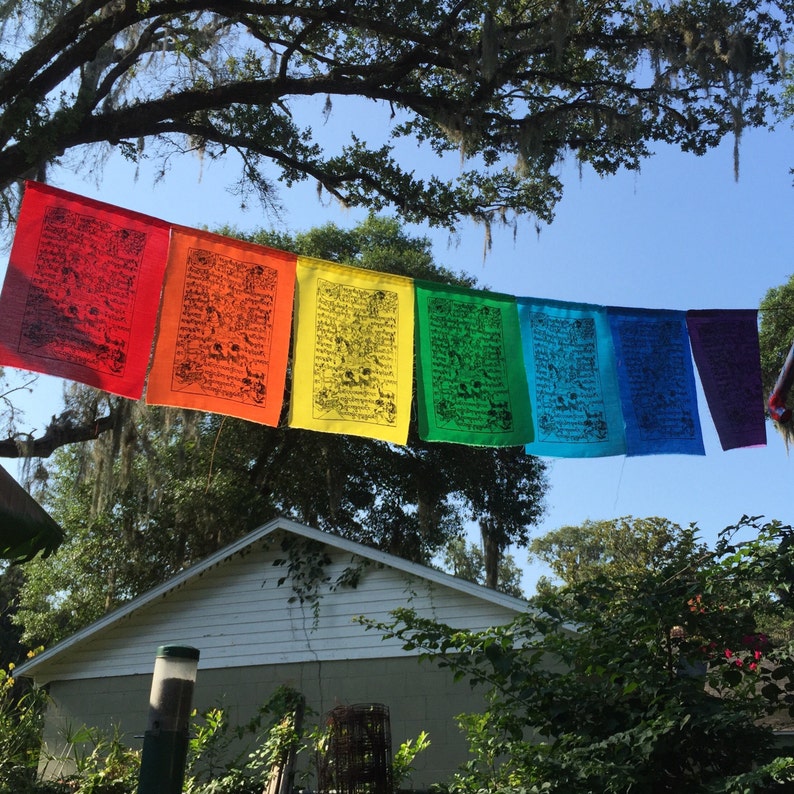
[15,517,535,789]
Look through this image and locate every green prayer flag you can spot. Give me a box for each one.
[414,281,534,446]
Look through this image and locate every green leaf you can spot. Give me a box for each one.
[762,682,782,700]
[723,666,744,686]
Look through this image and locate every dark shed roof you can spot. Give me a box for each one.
[0,464,63,562]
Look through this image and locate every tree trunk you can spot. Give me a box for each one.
[0,413,114,458]
[480,518,500,590]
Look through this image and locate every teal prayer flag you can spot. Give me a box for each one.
[517,297,626,458]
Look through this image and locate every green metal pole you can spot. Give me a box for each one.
[137,645,200,794]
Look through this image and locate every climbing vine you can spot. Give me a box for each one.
[269,534,370,624]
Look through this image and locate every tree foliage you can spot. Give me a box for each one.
[372,517,794,793]
[14,217,547,647]
[528,515,708,591]
[759,275,794,395]
[0,566,24,670]
[759,272,794,445]
[442,536,525,598]
[0,0,789,236]
[758,276,794,414]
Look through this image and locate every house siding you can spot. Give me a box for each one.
[41,656,486,789]
[31,536,522,684]
[22,521,533,789]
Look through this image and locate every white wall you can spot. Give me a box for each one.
[31,533,523,682]
[41,656,489,790]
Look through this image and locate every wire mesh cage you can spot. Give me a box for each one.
[319,703,393,794]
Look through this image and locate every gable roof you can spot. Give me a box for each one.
[15,516,530,680]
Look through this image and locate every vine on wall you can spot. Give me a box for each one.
[267,534,370,624]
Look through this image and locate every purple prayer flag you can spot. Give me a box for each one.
[686,309,766,450]
[608,307,704,456]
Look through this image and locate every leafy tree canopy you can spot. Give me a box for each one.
[373,517,794,792]
[528,515,708,590]
[0,565,24,669]
[760,272,794,408]
[0,0,789,235]
[760,275,794,393]
[757,272,794,450]
[442,536,525,598]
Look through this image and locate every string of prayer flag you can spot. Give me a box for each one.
[414,281,533,446]
[608,307,705,456]
[146,227,296,425]
[516,298,626,457]
[0,181,170,399]
[0,181,774,458]
[686,309,766,450]
[288,257,414,444]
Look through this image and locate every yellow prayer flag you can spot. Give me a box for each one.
[289,256,414,444]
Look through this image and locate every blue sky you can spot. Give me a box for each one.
[2,99,794,590]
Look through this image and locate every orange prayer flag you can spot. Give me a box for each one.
[288,256,414,444]
[0,181,171,399]
[146,227,296,425]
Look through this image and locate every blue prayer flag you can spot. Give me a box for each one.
[608,307,704,456]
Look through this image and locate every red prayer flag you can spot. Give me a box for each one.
[0,181,171,399]
[146,227,296,425]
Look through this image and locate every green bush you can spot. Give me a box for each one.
[0,655,58,794]
[0,680,428,794]
[185,685,308,794]
[373,519,794,793]
[51,724,140,794]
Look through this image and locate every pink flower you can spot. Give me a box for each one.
[725,649,734,659]
[742,633,770,651]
